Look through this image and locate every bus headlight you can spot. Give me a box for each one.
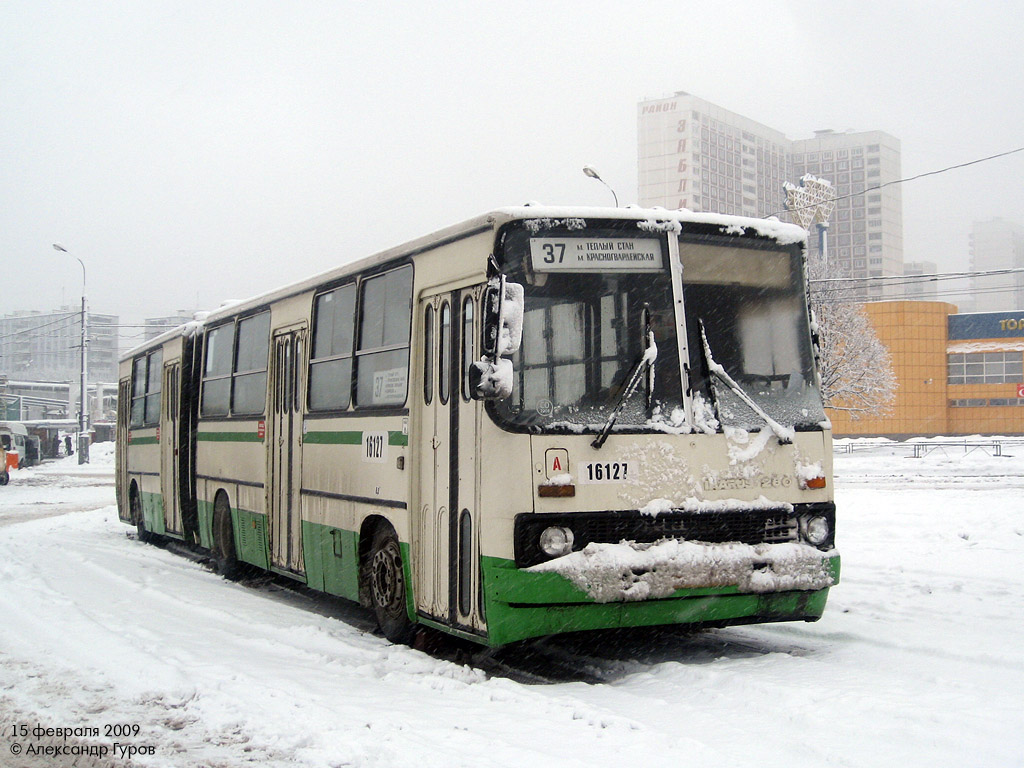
[539,526,575,558]
[803,515,830,547]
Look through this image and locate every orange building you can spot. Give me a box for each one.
[827,302,1024,437]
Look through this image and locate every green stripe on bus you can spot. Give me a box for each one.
[303,431,362,445]
[197,432,265,442]
[304,430,408,447]
[129,436,159,446]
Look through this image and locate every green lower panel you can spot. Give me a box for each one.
[480,554,840,647]
[139,491,166,536]
[302,521,360,602]
[299,522,415,623]
[235,509,269,570]
[196,499,215,550]
[195,499,268,570]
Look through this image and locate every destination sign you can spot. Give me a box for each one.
[529,237,664,273]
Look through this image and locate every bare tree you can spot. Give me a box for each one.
[810,266,898,417]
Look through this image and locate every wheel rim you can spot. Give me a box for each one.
[371,540,404,616]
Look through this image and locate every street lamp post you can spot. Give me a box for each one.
[582,165,619,207]
[783,174,837,269]
[52,244,89,464]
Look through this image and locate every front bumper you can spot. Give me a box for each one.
[480,551,840,647]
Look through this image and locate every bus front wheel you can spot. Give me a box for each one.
[367,525,415,644]
[212,494,242,581]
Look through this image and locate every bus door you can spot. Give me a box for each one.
[116,378,131,520]
[416,289,485,634]
[267,326,306,575]
[161,362,182,535]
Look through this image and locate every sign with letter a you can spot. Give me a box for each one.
[545,448,569,480]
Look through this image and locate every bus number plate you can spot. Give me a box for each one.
[363,431,388,463]
[579,461,631,484]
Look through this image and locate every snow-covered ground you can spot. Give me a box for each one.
[1,438,1022,767]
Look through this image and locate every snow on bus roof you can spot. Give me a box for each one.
[123,206,806,361]
[120,317,207,362]
[492,205,807,246]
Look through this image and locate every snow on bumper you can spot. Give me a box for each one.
[526,539,836,603]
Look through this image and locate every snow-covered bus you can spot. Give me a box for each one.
[117,206,839,646]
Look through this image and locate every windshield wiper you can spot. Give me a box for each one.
[591,328,658,450]
[699,321,794,445]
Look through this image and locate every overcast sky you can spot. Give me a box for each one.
[3,0,1022,344]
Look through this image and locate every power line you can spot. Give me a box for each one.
[769,146,1024,218]
[0,312,80,342]
[813,283,1021,305]
[810,267,1024,294]
[809,265,1024,305]
[0,321,180,344]
[813,280,1023,304]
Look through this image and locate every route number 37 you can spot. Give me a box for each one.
[541,243,566,264]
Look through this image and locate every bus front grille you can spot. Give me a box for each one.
[514,508,806,568]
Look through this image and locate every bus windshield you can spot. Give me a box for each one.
[492,224,682,433]
[680,238,826,431]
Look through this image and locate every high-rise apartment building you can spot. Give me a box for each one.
[969,218,1024,311]
[0,308,119,384]
[638,92,904,298]
[791,130,903,298]
[638,92,789,219]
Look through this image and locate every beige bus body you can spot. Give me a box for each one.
[117,207,839,646]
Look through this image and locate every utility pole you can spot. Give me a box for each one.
[52,244,89,464]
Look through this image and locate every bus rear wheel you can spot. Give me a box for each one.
[367,525,415,644]
[212,494,242,581]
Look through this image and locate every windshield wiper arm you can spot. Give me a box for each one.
[591,330,658,450]
[699,321,794,445]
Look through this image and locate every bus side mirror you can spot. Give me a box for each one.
[481,277,524,357]
[469,358,513,400]
[474,277,523,400]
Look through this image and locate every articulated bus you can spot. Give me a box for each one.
[117,206,840,647]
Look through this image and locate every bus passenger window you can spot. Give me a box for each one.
[310,284,355,411]
[130,357,146,427]
[232,312,270,415]
[355,266,412,407]
[201,323,234,416]
[144,349,162,425]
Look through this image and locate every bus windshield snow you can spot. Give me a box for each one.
[681,239,826,432]
[492,225,682,433]
[489,223,826,436]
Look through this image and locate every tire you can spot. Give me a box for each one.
[0,471,8,486]
[367,525,415,644]
[132,488,156,544]
[212,494,242,580]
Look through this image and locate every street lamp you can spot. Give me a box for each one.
[582,165,619,207]
[783,174,837,269]
[52,243,89,464]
